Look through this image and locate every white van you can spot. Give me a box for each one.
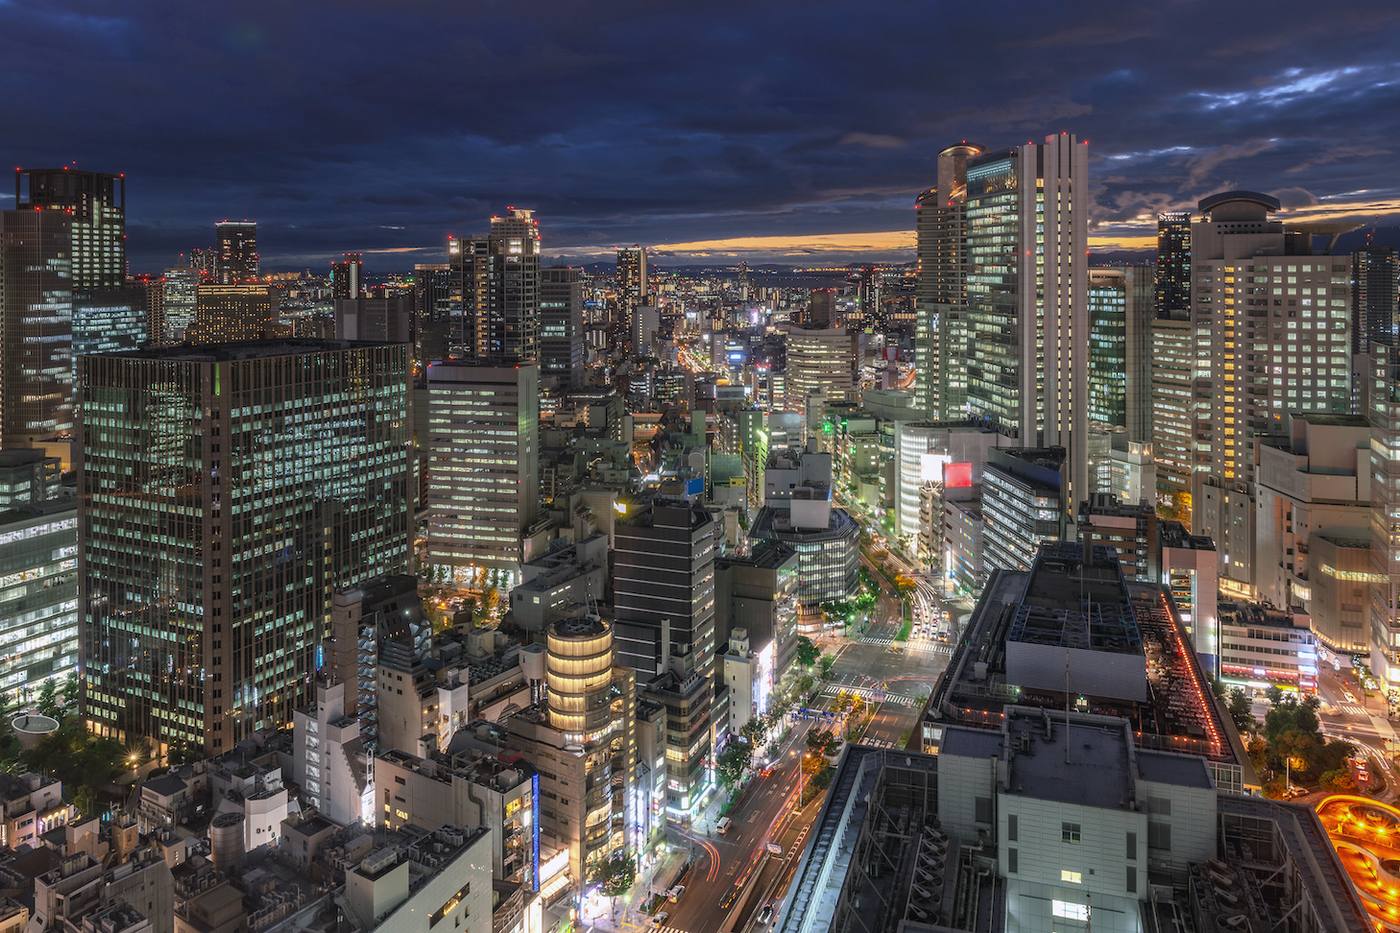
[715,817,733,835]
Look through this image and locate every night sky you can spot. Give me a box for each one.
[5,0,1399,272]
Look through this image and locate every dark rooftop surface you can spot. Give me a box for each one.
[98,339,397,362]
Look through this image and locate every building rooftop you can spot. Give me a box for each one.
[98,338,397,362]
[1137,750,1213,789]
[926,543,1248,780]
[1002,713,1133,809]
[1008,543,1141,654]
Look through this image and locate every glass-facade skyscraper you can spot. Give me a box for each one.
[79,339,412,755]
[1155,210,1191,317]
[15,168,126,292]
[0,209,74,448]
[962,134,1089,503]
[215,220,259,284]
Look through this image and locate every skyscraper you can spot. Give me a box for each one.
[215,220,259,283]
[1353,241,1397,355]
[1370,346,1400,689]
[161,267,198,341]
[15,167,126,292]
[914,142,981,420]
[452,209,541,364]
[612,500,717,816]
[79,339,412,755]
[0,209,74,449]
[413,262,452,360]
[784,323,853,415]
[425,361,539,583]
[1190,191,1353,595]
[540,266,584,386]
[1087,266,1153,442]
[330,252,364,300]
[1151,311,1194,498]
[189,283,273,342]
[962,134,1089,504]
[851,265,881,332]
[1155,210,1191,317]
[615,245,648,354]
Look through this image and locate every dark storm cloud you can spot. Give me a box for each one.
[2,0,1398,268]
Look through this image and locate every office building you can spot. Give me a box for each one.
[160,268,197,342]
[79,339,412,755]
[715,540,799,677]
[15,168,125,292]
[615,246,647,353]
[375,747,538,890]
[508,534,608,633]
[612,501,716,816]
[0,209,73,448]
[1352,242,1396,355]
[1155,210,1191,316]
[1151,311,1194,497]
[0,448,60,507]
[412,262,453,360]
[189,283,272,342]
[1191,191,1353,597]
[1370,346,1400,687]
[922,542,1254,793]
[452,209,540,364]
[539,267,583,385]
[459,616,635,886]
[425,361,538,583]
[778,732,1367,933]
[749,444,860,609]
[214,221,258,284]
[342,827,493,933]
[0,478,77,705]
[334,295,414,344]
[71,290,148,375]
[784,324,852,414]
[1087,266,1153,443]
[963,134,1090,503]
[1309,532,1375,657]
[1254,413,1370,618]
[914,142,981,420]
[1217,600,1318,694]
[982,447,1065,574]
[851,265,881,332]
[330,252,364,300]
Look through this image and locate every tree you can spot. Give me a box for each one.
[35,680,59,719]
[595,852,636,899]
[795,637,820,669]
[741,717,769,748]
[1226,688,1256,734]
[819,654,837,681]
[717,744,752,789]
[59,673,78,712]
[1264,685,1285,708]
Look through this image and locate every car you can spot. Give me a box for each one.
[715,817,733,834]
[667,885,686,903]
[651,912,669,928]
[757,904,774,925]
[759,766,775,778]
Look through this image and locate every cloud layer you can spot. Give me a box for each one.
[4,0,1398,269]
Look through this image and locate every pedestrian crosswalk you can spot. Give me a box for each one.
[819,683,922,707]
[1338,703,1368,717]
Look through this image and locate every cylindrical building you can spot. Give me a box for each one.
[545,617,614,745]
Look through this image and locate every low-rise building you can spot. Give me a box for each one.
[374,748,538,890]
[1217,600,1319,694]
[343,827,493,933]
[0,772,69,850]
[291,680,371,828]
[508,535,608,632]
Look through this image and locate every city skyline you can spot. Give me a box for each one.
[2,1,1398,269]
